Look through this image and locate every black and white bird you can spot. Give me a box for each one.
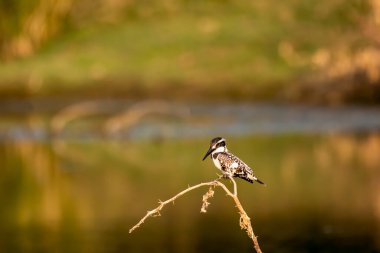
[202,137,265,185]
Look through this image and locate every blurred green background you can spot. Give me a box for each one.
[1,0,380,252]
[0,0,379,103]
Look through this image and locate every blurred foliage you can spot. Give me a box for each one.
[0,0,368,60]
[1,0,379,103]
[285,0,380,104]
[0,0,72,59]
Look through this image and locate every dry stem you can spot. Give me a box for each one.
[129,178,263,253]
[201,186,215,213]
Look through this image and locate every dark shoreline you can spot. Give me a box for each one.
[1,78,380,106]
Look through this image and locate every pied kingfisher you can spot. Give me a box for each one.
[202,137,265,185]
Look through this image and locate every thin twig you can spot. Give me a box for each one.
[228,176,238,196]
[129,178,263,253]
[201,186,215,213]
[129,179,219,233]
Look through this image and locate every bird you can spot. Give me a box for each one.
[202,137,265,185]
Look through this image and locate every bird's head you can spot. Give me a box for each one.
[202,137,227,161]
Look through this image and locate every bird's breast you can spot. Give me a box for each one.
[212,155,222,170]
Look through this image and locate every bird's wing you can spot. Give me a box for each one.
[229,153,255,177]
[217,152,252,173]
[219,152,265,185]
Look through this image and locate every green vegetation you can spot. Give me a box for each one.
[0,0,370,100]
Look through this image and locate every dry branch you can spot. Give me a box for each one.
[129,178,263,253]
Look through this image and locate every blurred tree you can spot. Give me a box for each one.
[0,0,378,103]
[0,0,72,60]
[0,0,181,60]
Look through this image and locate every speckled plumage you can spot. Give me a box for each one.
[202,137,265,185]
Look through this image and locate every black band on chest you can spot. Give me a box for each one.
[212,153,219,159]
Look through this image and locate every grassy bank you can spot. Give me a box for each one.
[0,1,371,102]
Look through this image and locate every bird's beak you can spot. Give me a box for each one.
[202,147,214,161]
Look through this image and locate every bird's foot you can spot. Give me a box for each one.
[215,173,230,180]
[216,173,223,180]
[222,174,232,179]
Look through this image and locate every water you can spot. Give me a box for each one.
[0,99,380,252]
[0,98,380,140]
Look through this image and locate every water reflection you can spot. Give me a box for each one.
[1,99,380,140]
[0,132,380,252]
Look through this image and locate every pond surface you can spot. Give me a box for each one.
[0,99,379,252]
[1,98,380,140]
